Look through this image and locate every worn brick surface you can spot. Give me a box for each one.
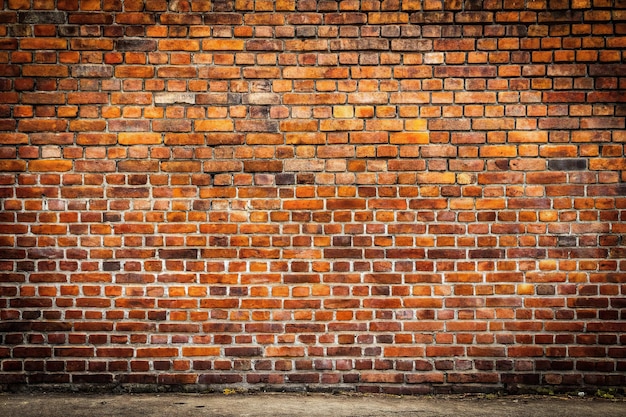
[0,0,625,394]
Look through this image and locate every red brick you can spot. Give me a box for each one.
[0,133,28,144]
[161,161,202,172]
[455,92,497,103]
[283,93,346,105]
[111,92,152,104]
[115,39,157,51]
[244,14,285,25]
[22,64,69,77]
[325,13,365,25]
[54,347,95,357]
[67,92,108,104]
[384,346,426,357]
[243,160,283,172]
[20,38,67,50]
[1,3,623,393]
[241,67,280,79]
[136,348,178,358]
[0,160,26,171]
[157,67,196,78]
[164,133,205,145]
[114,65,155,78]
[543,91,586,103]
[70,39,113,50]
[75,160,115,172]
[17,119,67,132]
[158,39,200,51]
[245,39,283,51]
[22,92,65,104]
[196,67,237,80]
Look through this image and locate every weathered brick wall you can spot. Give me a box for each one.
[0,0,625,393]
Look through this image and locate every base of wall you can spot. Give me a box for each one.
[2,382,623,397]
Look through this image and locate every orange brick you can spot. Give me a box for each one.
[368,12,409,24]
[194,120,234,132]
[29,160,73,172]
[158,39,200,51]
[114,65,154,78]
[390,132,429,144]
[416,173,456,185]
[508,131,548,143]
[480,145,517,157]
[118,132,162,145]
[202,39,245,50]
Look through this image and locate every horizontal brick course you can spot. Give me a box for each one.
[0,0,625,394]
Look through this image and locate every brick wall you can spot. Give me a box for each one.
[0,0,625,394]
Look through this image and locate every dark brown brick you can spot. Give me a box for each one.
[158,249,198,259]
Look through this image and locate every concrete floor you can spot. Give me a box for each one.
[1,392,625,417]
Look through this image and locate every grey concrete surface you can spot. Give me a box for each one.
[1,392,625,417]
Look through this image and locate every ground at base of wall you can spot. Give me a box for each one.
[2,383,625,397]
[1,391,625,417]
